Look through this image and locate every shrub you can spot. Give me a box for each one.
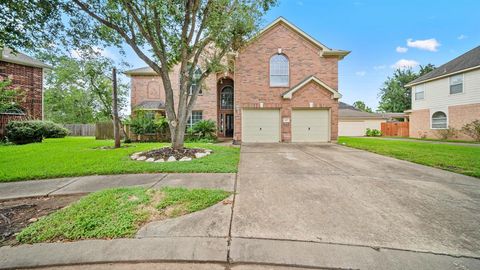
[5,121,69,144]
[41,121,69,138]
[186,120,217,142]
[6,121,44,144]
[365,128,382,137]
[129,112,168,135]
[435,126,456,140]
[462,120,480,142]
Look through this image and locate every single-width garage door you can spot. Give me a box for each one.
[338,121,366,136]
[242,109,280,142]
[291,109,330,142]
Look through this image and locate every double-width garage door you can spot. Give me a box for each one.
[291,109,330,142]
[242,109,330,143]
[242,109,280,143]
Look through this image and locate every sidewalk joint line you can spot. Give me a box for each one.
[148,174,169,189]
[225,172,239,267]
[46,177,82,196]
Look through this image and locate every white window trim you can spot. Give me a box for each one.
[269,54,289,87]
[414,84,425,101]
[449,73,464,95]
[430,110,448,130]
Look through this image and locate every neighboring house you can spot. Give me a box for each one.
[405,46,480,140]
[0,48,50,119]
[338,102,387,136]
[125,17,349,143]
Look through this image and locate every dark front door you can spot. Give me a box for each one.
[225,114,234,137]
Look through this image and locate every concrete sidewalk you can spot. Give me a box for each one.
[0,173,235,200]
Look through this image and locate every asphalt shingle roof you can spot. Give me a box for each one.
[339,102,387,119]
[407,45,480,86]
[133,101,165,110]
[0,48,51,69]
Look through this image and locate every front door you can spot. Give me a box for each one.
[225,114,234,137]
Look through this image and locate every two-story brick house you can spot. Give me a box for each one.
[125,17,349,143]
[406,46,480,140]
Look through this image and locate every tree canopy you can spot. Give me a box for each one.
[41,54,128,124]
[377,64,435,113]
[352,101,373,113]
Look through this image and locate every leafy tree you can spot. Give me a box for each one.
[41,54,128,124]
[63,0,277,149]
[352,101,373,113]
[0,1,62,51]
[0,79,25,113]
[377,64,436,112]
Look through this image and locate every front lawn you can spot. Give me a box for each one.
[0,137,240,182]
[338,137,480,178]
[16,187,230,244]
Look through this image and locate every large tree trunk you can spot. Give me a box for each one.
[112,67,121,149]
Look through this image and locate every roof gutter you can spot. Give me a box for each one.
[406,65,480,87]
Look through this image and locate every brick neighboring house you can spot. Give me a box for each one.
[125,17,349,143]
[405,46,480,140]
[0,48,50,119]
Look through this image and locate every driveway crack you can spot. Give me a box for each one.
[226,172,239,266]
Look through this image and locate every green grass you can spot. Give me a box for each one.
[338,137,480,178]
[157,187,231,217]
[16,187,231,244]
[0,137,240,182]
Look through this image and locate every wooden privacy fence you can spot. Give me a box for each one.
[381,122,409,137]
[95,121,126,140]
[0,113,27,138]
[64,124,96,136]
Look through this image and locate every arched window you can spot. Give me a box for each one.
[270,54,289,87]
[431,111,447,129]
[221,86,234,109]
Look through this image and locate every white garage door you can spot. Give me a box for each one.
[338,121,366,136]
[291,109,330,142]
[242,109,280,143]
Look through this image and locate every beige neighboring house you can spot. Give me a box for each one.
[405,46,480,140]
[338,102,387,136]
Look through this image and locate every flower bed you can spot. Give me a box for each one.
[131,147,212,162]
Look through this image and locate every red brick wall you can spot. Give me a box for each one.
[234,22,340,142]
[0,61,43,119]
[409,103,480,140]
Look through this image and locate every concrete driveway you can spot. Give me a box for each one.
[232,143,480,259]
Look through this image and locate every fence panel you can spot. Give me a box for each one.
[381,122,409,137]
[64,124,96,136]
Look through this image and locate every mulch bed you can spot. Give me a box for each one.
[0,195,84,246]
[142,147,208,160]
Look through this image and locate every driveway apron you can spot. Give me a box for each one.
[232,143,480,258]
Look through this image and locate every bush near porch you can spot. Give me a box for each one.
[0,137,239,182]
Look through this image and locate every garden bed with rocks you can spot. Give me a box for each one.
[130,147,212,162]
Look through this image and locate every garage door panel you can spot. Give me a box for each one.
[292,110,329,142]
[242,110,280,143]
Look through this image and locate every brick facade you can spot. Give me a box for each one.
[129,19,344,142]
[409,103,480,140]
[234,22,339,142]
[0,61,43,119]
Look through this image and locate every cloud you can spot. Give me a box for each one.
[355,71,366,76]
[457,34,467,40]
[373,65,386,70]
[391,59,419,69]
[396,46,408,53]
[407,38,440,52]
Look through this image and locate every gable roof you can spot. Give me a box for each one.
[406,45,480,87]
[282,75,342,99]
[133,100,165,110]
[338,102,388,119]
[254,17,350,60]
[0,48,51,69]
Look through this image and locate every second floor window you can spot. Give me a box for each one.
[449,74,463,94]
[188,66,203,95]
[270,54,289,87]
[414,84,425,100]
[220,86,234,109]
